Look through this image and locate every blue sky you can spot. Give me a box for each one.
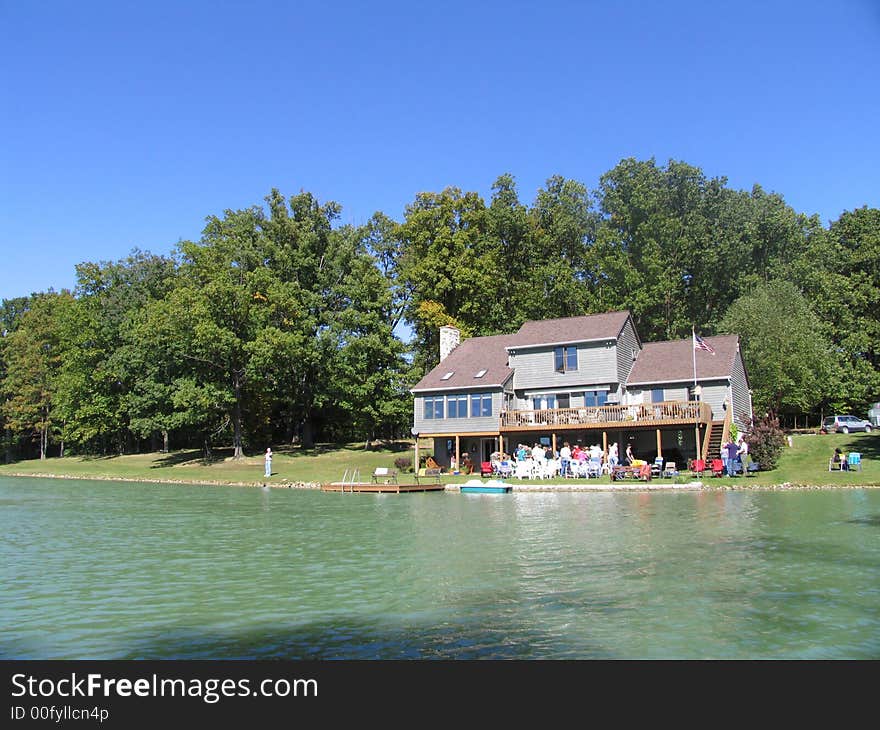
[1,0,878,300]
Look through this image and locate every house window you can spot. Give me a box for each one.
[470,393,493,418]
[554,346,578,373]
[652,388,665,403]
[474,369,487,379]
[584,390,607,407]
[533,394,556,410]
[557,393,570,409]
[447,394,468,418]
[423,396,444,420]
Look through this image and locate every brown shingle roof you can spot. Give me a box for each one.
[410,333,517,392]
[511,310,633,348]
[626,335,740,385]
[412,311,638,392]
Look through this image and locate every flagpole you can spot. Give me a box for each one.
[692,327,700,464]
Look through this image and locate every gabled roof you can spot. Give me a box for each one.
[509,310,633,349]
[626,335,740,386]
[410,333,517,392]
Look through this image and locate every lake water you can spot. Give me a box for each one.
[2,477,879,659]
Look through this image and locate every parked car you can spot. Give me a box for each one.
[820,415,873,434]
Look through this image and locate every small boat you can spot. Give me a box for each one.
[460,479,512,494]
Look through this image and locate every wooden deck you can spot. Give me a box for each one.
[322,481,445,494]
[500,401,713,431]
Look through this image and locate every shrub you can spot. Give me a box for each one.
[744,412,786,470]
[394,456,412,473]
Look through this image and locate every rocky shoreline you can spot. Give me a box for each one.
[2,471,877,491]
[0,472,323,489]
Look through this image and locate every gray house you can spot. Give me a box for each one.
[410,311,752,470]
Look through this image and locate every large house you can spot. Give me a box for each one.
[410,310,752,470]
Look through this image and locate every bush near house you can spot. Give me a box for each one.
[746,413,787,470]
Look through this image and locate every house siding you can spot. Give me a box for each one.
[511,341,618,391]
[730,350,752,431]
[663,386,689,402]
[616,317,640,387]
[413,390,503,435]
[701,381,730,421]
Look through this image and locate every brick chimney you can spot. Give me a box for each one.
[439,325,460,362]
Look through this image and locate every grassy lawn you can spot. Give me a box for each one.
[0,432,877,487]
[0,441,425,486]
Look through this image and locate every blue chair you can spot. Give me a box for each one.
[848,452,862,471]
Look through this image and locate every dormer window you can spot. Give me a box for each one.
[474,369,487,378]
[440,371,454,380]
[554,346,578,373]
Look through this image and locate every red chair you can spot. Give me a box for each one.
[690,459,705,477]
[480,461,493,477]
[710,459,724,477]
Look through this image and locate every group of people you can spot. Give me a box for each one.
[720,436,750,477]
[487,440,632,478]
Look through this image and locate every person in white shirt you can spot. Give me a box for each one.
[531,443,545,462]
[559,441,572,476]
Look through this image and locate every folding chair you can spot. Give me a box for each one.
[662,461,678,478]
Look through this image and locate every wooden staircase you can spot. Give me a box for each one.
[703,420,726,461]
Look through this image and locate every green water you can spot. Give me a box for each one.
[2,477,879,659]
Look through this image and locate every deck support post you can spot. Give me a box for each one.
[656,428,662,458]
[455,435,460,473]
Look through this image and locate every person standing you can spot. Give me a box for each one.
[724,439,739,477]
[531,442,545,462]
[559,441,571,476]
[737,437,751,472]
[264,448,273,477]
[625,443,634,465]
[608,442,619,467]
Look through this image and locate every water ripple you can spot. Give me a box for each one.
[2,479,880,659]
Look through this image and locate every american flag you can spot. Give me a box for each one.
[693,332,715,354]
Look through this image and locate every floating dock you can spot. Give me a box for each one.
[322,482,445,494]
[460,484,512,494]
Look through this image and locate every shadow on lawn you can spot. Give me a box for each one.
[839,432,880,461]
[149,448,233,468]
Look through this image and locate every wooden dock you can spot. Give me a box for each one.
[322,481,446,494]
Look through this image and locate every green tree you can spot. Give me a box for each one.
[53,251,176,454]
[396,186,507,372]
[719,280,837,417]
[1,292,73,459]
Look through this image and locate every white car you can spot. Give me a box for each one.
[821,415,873,434]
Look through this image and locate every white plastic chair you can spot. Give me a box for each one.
[542,459,559,479]
[514,461,534,479]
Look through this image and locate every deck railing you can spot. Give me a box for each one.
[500,401,713,430]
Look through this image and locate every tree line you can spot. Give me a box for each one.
[2,158,878,461]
